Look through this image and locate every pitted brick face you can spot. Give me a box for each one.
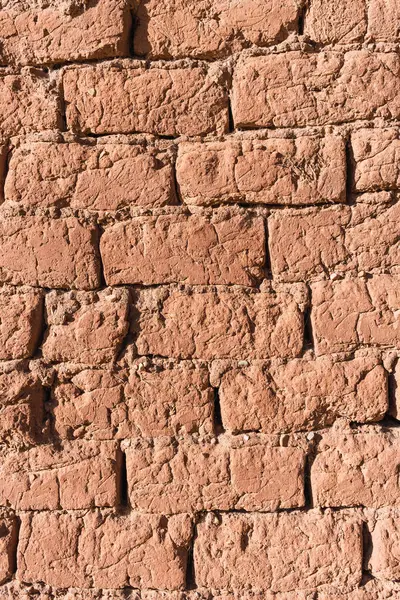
[0,0,399,597]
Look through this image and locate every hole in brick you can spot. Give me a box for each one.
[118,450,129,508]
[227,96,235,134]
[298,2,307,35]
[303,304,314,351]
[185,536,196,590]
[388,367,398,419]
[213,387,225,434]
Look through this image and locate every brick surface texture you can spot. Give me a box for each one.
[0,1,400,598]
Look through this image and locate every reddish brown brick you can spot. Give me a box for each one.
[18,511,192,589]
[134,0,303,59]
[5,141,176,210]
[232,51,400,128]
[368,0,400,41]
[218,354,387,433]
[368,512,400,581]
[53,365,214,439]
[100,211,265,286]
[312,430,400,508]
[0,70,60,136]
[125,435,305,513]
[352,129,400,192]
[176,136,346,206]
[304,0,366,43]
[194,511,362,592]
[63,62,229,136]
[42,288,129,365]
[0,441,120,510]
[0,511,17,585]
[134,284,307,360]
[0,216,100,290]
[0,0,130,66]
[311,275,400,355]
[269,199,400,282]
[0,287,43,360]
[0,368,44,445]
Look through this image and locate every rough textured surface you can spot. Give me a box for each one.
[5,141,177,210]
[63,62,229,136]
[0,216,100,289]
[134,0,303,58]
[0,287,43,359]
[52,365,214,439]
[42,288,129,364]
[18,511,192,589]
[312,430,400,508]
[0,2,399,598]
[0,441,120,509]
[0,0,131,65]
[194,511,363,592]
[311,275,400,355]
[125,435,305,513]
[100,211,265,286]
[218,354,387,433]
[134,284,307,359]
[176,136,346,206]
[232,51,400,128]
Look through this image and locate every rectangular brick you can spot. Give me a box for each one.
[368,512,400,581]
[194,511,362,592]
[0,511,16,585]
[368,0,400,41]
[218,354,387,434]
[304,0,366,44]
[0,70,60,136]
[18,511,192,589]
[0,287,43,360]
[312,430,400,508]
[0,368,44,445]
[125,435,305,513]
[311,275,400,355]
[63,62,229,136]
[319,580,400,599]
[176,136,346,206]
[42,288,129,365]
[5,141,176,210]
[0,0,130,66]
[269,199,400,282]
[134,284,307,360]
[0,441,120,510]
[100,210,265,287]
[232,51,400,128]
[53,365,214,439]
[352,129,400,192]
[0,216,100,290]
[133,0,303,59]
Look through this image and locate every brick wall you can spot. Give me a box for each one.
[0,1,400,599]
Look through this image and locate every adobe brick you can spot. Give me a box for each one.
[304,0,366,44]
[176,136,346,206]
[0,287,43,360]
[63,62,229,136]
